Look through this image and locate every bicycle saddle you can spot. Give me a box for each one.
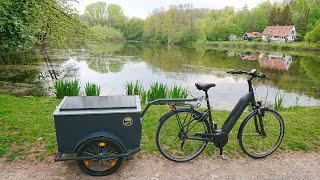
[195,82,216,91]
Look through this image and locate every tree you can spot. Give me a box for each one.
[0,0,91,51]
[281,4,293,25]
[107,4,126,29]
[122,18,144,41]
[83,2,108,26]
[305,20,320,45]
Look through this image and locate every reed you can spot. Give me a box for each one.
[54,79,80,99]
[147,82,168,102]
[168,85,189,98]
[274,92,285,110]
[125,81,143,96]
[84,82,101,96]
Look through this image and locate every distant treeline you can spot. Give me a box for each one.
[142,1,320,44]
[1,0,320,52]
[79,0,320,45]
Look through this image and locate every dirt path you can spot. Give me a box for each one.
[0,152,319,180]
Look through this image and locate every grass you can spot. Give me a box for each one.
[0,94,319,161]
[54,79,80,99]
[84,82,101,96]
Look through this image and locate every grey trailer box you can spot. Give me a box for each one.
[53,95,141,153]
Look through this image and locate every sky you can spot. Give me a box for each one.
[72,0,281,19]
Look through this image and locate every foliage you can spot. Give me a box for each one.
[84,82,101,96]
[54,79,80,99]
[90,25,125,41]
[0,0,92,52]
[82,2,126,29]
[82,2,108,26]
[168,85,189,98]
[290,0,320,37]
[106,4,126,29]
[125,81,144,96]
[141,1,320,43]
[122,18,144,41]
[1,95,320,161]
[304,20,320,45]
[268,4,293,26]
[274,92,285,110]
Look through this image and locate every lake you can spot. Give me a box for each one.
[0,42,319,110]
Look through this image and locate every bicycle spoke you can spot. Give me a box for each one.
[239,109,284,158]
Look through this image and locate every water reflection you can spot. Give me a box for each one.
[258,53,292,70]
[0,43,319,109]
[240,52,258,61]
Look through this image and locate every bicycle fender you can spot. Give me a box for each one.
[237,109,258,139]
[73,131,126,152]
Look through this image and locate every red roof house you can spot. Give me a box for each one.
[262,26,296,42]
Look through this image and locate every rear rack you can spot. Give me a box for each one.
[140,98,198,118]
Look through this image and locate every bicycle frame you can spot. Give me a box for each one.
[202,76,257,134]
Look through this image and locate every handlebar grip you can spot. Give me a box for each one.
[227,70,242,74]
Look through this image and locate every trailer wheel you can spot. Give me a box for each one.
[76,137,124,176]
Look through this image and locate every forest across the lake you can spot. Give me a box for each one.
[1,0,320,52]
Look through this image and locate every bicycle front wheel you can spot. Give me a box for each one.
[239,109,284,158]
[156,109,209,162]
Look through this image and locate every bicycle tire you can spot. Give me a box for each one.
[238,109,284,158]
[76,137,124,176]
[156,109,209,162]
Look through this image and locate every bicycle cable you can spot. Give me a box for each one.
[253,77,269,106]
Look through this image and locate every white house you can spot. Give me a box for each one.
[262,26,296,42]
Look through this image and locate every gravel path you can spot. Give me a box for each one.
[0,152,319,180]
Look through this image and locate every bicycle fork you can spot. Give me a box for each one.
[254,109,267,137]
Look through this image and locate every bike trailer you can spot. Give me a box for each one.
[53,95,141,175]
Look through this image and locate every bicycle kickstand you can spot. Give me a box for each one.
[219,144,227,160]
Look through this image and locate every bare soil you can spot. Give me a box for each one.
[0,152,319,180]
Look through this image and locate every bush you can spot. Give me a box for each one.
[85,82,101,96]
[90,25,125,41]
[54,79,80,99]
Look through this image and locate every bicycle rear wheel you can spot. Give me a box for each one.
[239,109,284,158]
[156,109,209,162]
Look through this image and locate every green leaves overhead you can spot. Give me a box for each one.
[0,0,92,52]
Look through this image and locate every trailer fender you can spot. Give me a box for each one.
[73,131,126,152]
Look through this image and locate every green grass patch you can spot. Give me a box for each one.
[0,95,319,161]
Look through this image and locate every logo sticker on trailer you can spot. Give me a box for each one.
[123,117,133,126]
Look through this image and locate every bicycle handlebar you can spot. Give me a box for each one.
[227,69,268,79]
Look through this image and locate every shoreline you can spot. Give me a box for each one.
[195,41,320,52]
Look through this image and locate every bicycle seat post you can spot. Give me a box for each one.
[204,90,217,131]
